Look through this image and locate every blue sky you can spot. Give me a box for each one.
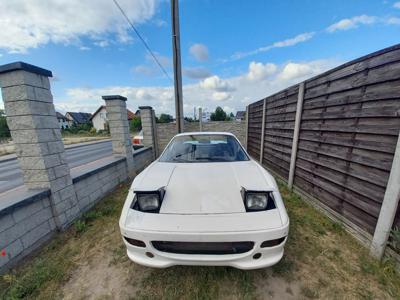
[0,0,399,116]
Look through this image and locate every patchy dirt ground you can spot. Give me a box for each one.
[1,182,400,300]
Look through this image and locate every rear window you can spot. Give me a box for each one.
[159,134,249,163]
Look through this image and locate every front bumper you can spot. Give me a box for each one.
[120,213,289,270]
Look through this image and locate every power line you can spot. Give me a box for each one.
[112,0,172,82]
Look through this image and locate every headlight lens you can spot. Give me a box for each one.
[137,193,160,211]
[245,193,268,211]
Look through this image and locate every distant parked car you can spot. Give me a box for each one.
[119,132,289,269]
[132,130,143,150]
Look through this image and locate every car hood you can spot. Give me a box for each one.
[132,160,276,214]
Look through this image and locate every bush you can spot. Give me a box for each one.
[156,113,173,123]
[89,127,97,135]
[0,115,10,138]
[130,116,142,132]
[211,107,231,121]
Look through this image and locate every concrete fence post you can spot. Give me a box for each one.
[288,82,305,190]
[140,106,158,158]
[199,107,203,131]
[245,106,249,150]
[370,130,400,259]
[102,95,134,177]
[259,99,267,164]
[0,62,79,229]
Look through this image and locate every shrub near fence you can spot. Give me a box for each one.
[247,44,400,256]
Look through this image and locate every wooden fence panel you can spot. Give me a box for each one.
[247,100,264,158]
[246,44,400,237]
[262,86,299,179]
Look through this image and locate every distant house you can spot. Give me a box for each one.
[90,105,135,131]
[65,112,92,127]
[235,111,246,121]
[56,112,69,129]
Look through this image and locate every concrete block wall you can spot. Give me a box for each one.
[0,147,154,273]
[0,62,156,272]
[156,123,178,153]
[72,157,128,213]
[203,121,246,146]
[0,189,55,271]
[132,147,154,173]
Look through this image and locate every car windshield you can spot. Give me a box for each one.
[159,134,249,163]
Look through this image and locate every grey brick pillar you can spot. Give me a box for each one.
[140,106,158,158]
[102,95,134,176]
[0,62,79,229]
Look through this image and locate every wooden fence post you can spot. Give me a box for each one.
[245,105,249,150]
[259,99,267,163]
[370,130,400,259]
[288,82,305,190]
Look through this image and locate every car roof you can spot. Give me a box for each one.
[174,131,235,137]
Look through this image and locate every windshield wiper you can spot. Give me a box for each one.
[194,157,230,162]
[175,151,194,158]
[170,157,190,162]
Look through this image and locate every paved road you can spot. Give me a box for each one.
[0,140,113,194]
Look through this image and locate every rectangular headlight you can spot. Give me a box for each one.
[132,189,165,213]
[246,193,268,211]
[242,190,275,212]
[138,193,160,211]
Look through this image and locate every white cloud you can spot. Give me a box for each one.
[327,15,376,32]
[247,62,277,81]
[189,44,209,61]
[52,58,339,116]
[271,32,316,48]
[231,32,315,60]
[153,19,167,27]
[79,46,91,51]
[183,67,212,79]
[133,65,156,76]
[394,2,400,9]
[133,52,171,76]
[136,89,154,100]
[386,17,400,25]
[200,75,235,92]
[0,0,158,53]
[94,40,110,48]
[212,92,231,102]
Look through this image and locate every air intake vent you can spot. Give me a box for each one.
[152,241,254,255]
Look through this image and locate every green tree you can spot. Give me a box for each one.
[0,110,10,138]
[130,116,142,132]
[210,107,228,121]
[157,113,173,123]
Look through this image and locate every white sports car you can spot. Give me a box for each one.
[119,132,289,269]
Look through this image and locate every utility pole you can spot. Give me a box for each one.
[171,0,184,132]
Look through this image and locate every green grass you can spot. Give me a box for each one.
[0,184,127,300]
[1,180,400,299]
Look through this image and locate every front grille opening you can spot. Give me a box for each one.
[152,241,254,255]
